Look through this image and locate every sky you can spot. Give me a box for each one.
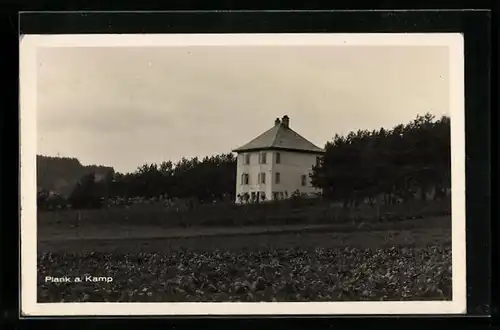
[36,44,450,174]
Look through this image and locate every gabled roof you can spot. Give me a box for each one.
[232,117,325,154]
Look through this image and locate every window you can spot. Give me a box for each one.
[301,174,307,186]
[276,152,281,164]
[259,152,267,164]
[275,172,281,184]
[244,154,251,165]
[316,156,321,167]
[259,172,266,184]
[241,173,249,185]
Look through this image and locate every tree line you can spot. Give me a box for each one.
[310,113,451,207]
[37,155,114,197]
[38,113,451,210]
[63,154,237,209]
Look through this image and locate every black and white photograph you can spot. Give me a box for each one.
[20,33,466,316]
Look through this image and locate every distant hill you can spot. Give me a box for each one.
[37,155,115,197]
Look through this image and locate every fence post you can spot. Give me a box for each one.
[76,211,81,237]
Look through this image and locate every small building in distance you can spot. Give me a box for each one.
[232,115,325,203]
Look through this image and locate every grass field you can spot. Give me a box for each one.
[37,198,451,228]
[36,200,452,303]
[38,215,451,254]
[37,216,451,303]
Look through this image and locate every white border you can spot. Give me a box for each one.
[19,33,466,316]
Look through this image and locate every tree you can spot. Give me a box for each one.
[71,113,450,210]
[68,173,103,209]
[310,113,451,206]
[100,153,237,204]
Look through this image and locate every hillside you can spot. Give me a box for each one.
[37,155,115,197]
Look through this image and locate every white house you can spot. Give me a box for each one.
[232,115,325,203]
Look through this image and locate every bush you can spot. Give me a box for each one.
[37,190,68,211]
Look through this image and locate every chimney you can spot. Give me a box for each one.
[274,118,281,126]
[281,115,290,128]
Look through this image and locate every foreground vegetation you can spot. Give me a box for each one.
[38,220,451,303]
[38,243,451,303]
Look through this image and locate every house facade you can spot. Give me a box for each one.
[232,115,325,203]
